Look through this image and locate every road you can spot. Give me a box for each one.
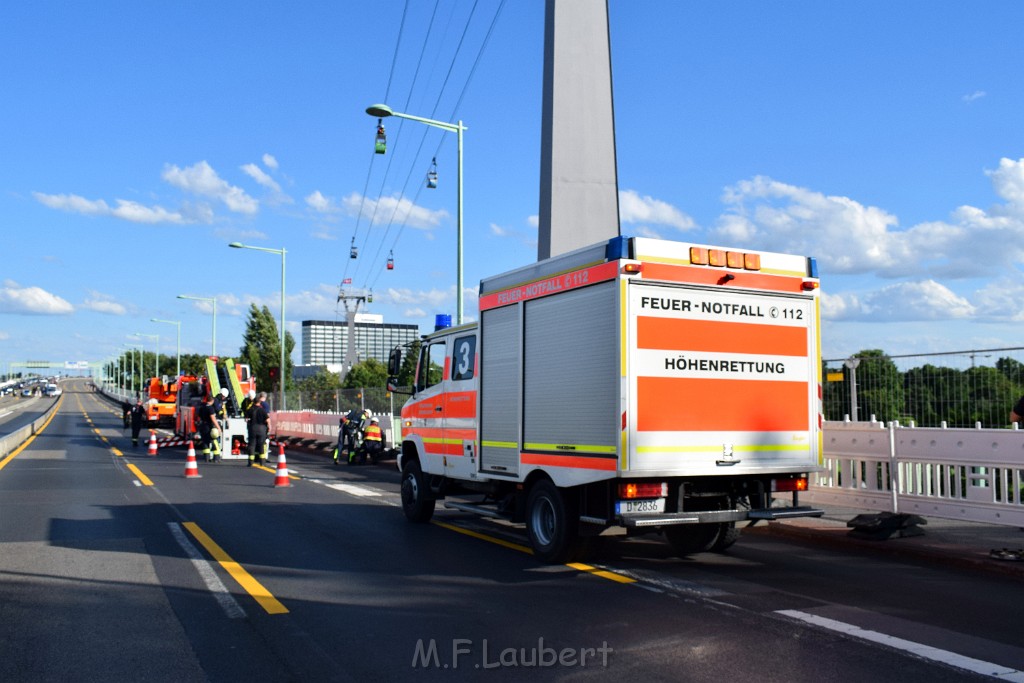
[0,391,54,437]
[1,379,1021,682]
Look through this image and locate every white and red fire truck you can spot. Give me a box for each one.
[388,236,824,562]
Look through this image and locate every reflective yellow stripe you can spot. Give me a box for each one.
[523,443,617,454]
[481,440,517,449]
[637,443,810,454]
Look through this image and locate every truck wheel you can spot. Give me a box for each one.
[525,480,584,564]
[400,460,435,523]
[664,524,719,556]
[710,523,741,552]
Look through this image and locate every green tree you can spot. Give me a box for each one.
[853,349,904,423]
[342,358,389,389]
[395,340,421,387]
[295,369,343,412]
[238,304,295,393]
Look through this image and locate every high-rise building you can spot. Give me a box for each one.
[302,315,419,367]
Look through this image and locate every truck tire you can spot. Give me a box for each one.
[400,459,435,523]
[710,522,741,552]
[525,480,585,564]
[664,524,719,556]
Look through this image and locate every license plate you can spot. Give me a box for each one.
[616,498,666,514]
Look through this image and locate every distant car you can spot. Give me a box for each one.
[44,384,61,397]
[21,389,32,397]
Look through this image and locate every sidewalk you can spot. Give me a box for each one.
[745,505,1024,579]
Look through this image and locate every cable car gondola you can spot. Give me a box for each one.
[375,119,386,154]
[426,157,438,189]
[350,237,358,259]
[387,250,394,270]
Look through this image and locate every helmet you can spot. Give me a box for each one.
[370,416,379,424]
[210,427,220,439]
[248,390,256,399]
[220,387,229,397]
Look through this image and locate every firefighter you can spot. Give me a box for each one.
[360,416,383,465]
[129,398,146,447]
[250,392,270,466]
[241,389,256,463]
[213,387,229,420]
[196,393,222,462]
[339,408,362,464]
[121,400,132,429]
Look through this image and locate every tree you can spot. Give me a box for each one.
[342,358,389,389]
[852,350,903,423]
[295,369,343,412]
[238,304,295,393]
[395,340,421,387]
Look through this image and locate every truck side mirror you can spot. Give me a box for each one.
[387,348,402,376]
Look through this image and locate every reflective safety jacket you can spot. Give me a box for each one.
[363,424,383,441]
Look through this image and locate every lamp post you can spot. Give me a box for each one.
[151,318,181,378]
[122,344,139,397]
[365,103,467,325]
[135,333,159,382]
[228,242,287,411]
[177,294,217,357]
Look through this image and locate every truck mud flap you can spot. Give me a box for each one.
[620,506,823,529]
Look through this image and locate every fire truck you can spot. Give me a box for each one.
[143,376,194,426]
[387,236,824,562]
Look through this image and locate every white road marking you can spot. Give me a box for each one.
[776,610,1024,681]
[168,522,246,619]
[326,482,382,497]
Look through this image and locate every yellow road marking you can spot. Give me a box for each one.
[182,522,289,615]
[125,463,154,486]
[112,448,123,457]
[566,562,636,584]
[432,520,534,554]
[0,395,62,472]
[431,520,636,584]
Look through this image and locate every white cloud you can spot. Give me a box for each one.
[490,223,508,237]
[305,190,338,213]
[962,90,986,103]
[527,215,539,228]
[33,192,189,224]
[385,287,452,308]
[262,153,279,170]
[162,161,258,215]
[0,280,74,315]
[240,162,281,193]
[404,307,427,318]
[823,280,974,322]
[619,189,695,231]
[343,192,448,230]
[81,291,127,315]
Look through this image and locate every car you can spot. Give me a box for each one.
[21,389,33,397]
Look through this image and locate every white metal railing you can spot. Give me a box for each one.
[804,420,1024,528]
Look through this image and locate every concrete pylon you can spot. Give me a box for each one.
[537,0,620,261]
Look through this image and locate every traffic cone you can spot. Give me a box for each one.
[148,432,158,456]
[184,440,202,479]
[272,443,292,488]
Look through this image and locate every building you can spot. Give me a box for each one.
[302,315,420,369]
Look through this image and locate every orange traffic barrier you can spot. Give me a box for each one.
[184,440,202,479]
[148,432,158,456]
[272,443,292,488]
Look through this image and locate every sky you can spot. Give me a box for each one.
[4,0,1024,375]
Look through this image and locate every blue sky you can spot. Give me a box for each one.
[3,0,1024,374]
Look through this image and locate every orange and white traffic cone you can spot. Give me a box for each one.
[148,432,158,456]
[184,440,202,479]
[272,443,292,488]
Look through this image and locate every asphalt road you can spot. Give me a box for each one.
[0,391,53,437]
[1,379,1020,682]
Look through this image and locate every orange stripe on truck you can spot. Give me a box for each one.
[521,452,617,471]
[637,377,809,432]
[637,317,807,357]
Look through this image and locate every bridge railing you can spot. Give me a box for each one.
[803,420,1024,528]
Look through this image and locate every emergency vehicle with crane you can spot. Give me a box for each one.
[387,236,824,563]
[175,358,257,459]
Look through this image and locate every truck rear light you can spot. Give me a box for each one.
[726,251,744,268]
[743,253,761,270]
[708,249,727,267]
[801,280,819,290]
[619,482,668,499]
[772,476,809,492]
[622,263,643,274]
[689,247,708,265]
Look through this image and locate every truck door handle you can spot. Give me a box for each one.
[435,406,443,412]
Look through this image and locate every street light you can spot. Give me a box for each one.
[228,242,287,412]
[366,103,467,325]
[177,294,217,357]
[122,344,140,396]
[151,318,181,378]
[135,333,159,382]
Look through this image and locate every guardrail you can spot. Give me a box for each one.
[803,420,1024,528]
[0,395,61,461]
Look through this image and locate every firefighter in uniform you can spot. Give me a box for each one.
[196,393,222,462]
[241,389,256,463]
[359,416,383,465]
